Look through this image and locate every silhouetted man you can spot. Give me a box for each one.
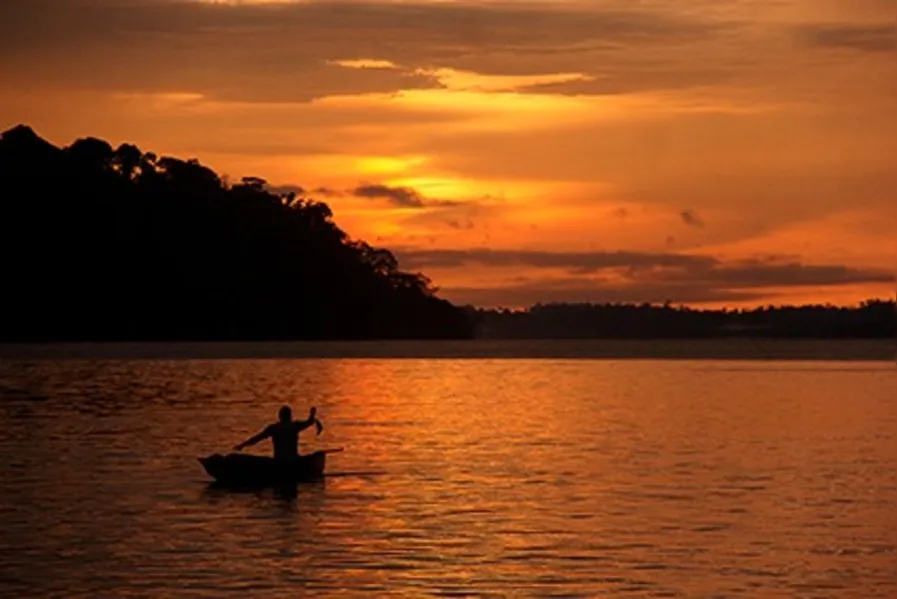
[234,405,323,460]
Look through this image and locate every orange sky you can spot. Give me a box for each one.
[1,0,894,308]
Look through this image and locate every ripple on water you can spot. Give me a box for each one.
[0,356,895,597]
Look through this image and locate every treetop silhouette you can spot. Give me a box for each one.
[0,125,473,341]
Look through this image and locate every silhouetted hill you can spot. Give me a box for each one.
[0,125,474,341]
[472,300,896,339]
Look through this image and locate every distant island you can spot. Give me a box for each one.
[470,301,895,339]
[0,125,892,342]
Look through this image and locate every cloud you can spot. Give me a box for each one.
[680,208,704,228]
[410,249,894,307]
[351,183,468,209]
[352,184,425,208]
[799,24,896,53]
[311,186,343,197]
[266,183,305,196]
[670,261,894,289]
[0,0,738,103]
[3,0,893,109]
[394,247,892,287]
[394,248,718,271]
[0,1,451,103]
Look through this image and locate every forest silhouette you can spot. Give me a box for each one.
[0,125,473,341]
[0,125,892,342]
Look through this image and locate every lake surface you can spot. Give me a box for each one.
[1,342,895,597]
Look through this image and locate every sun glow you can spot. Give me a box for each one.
[424,68,594,93]
[355,155,429,176]
[330,59,400,70]
[379,176,483,200]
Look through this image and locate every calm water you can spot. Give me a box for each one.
[1,343,895,597]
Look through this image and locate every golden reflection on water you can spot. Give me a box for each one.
[0,357,895,596]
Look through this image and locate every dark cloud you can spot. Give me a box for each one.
[2,0,893,109]
[394,247,893,291]
[409,249,894,307]
[353,184,426,208]
[0,0,737,102]
[799,24,896,53]
[266,183,305,196]
[248,182,349,199]
[352,183,468,209]
[312,187,343,197]
[671,262,894,289]
[0,1,445,102]
[394,248,718,271]
[680,208,704,228]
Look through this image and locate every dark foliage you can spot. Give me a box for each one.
[472,300,896,339]
[0,125,474,341]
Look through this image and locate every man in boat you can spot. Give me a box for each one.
[233,405,323,461]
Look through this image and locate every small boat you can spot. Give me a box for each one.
[198,449,341,487]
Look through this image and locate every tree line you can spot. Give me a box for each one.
[470,300,895,338]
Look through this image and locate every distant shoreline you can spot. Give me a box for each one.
[0,338,893,362]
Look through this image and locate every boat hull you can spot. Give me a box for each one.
[198,451,327,487]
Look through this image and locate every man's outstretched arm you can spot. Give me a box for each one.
[296,407,322,435]
[234,426,272,451]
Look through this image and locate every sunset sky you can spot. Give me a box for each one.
[1,0,894,308]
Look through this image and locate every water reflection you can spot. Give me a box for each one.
[0,357,894,597]
[201,479,325,509]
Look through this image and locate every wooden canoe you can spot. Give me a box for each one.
[198,450,337,486]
